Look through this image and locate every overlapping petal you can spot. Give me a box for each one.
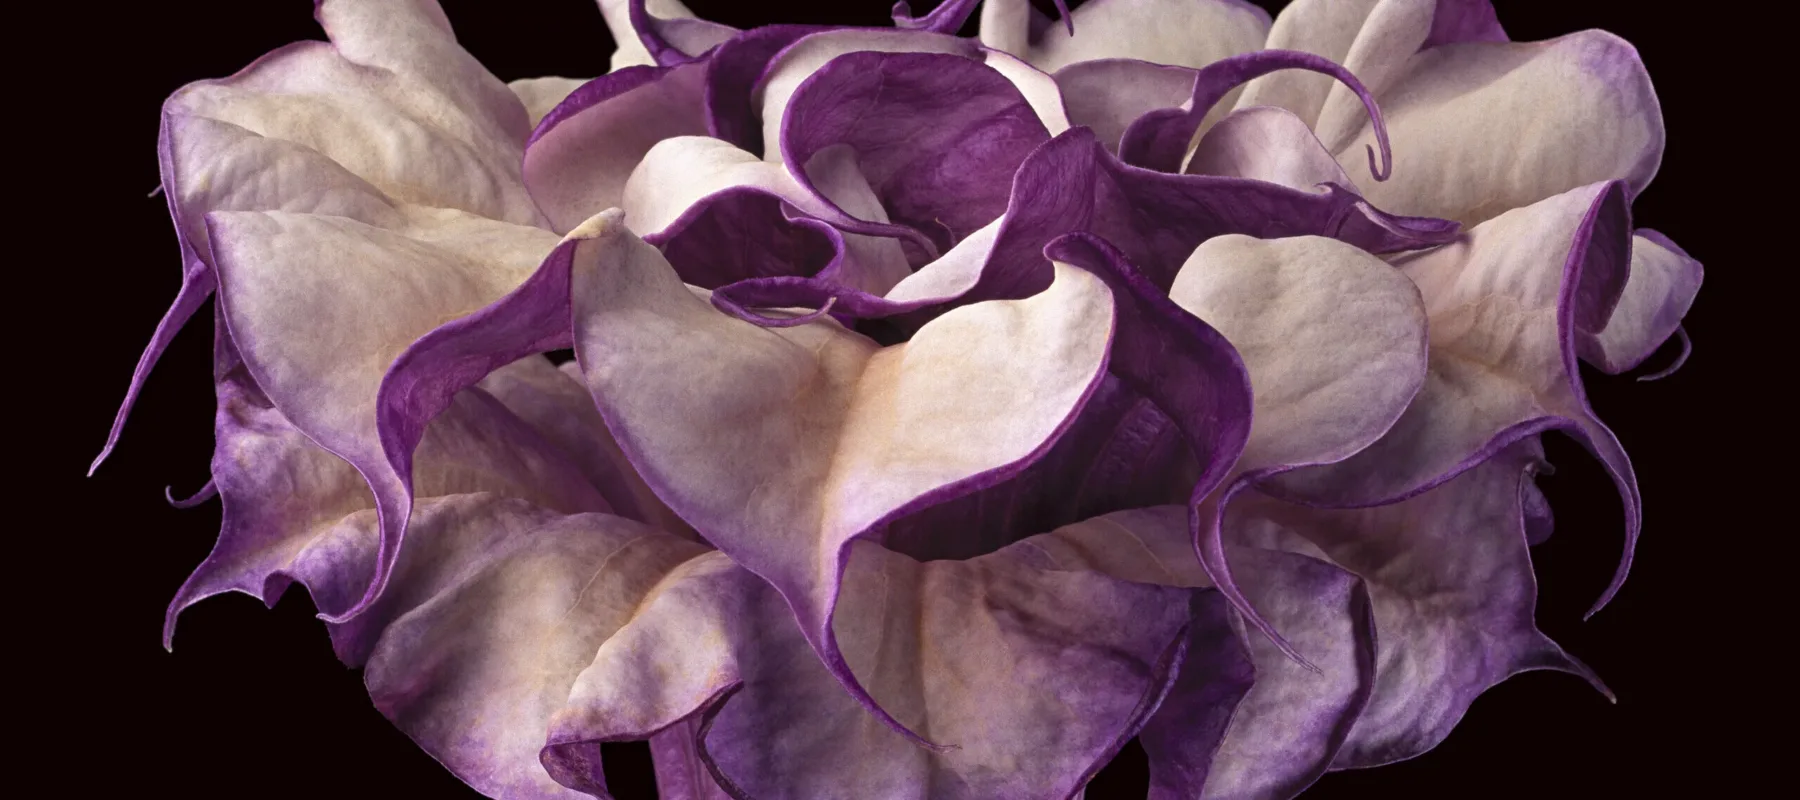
[1024,507,1377,799]
[978,0,1270,73]
[1580,229,1704,375]
[546,535,1222,798]
[1264,181,1645,617]
[94,0,543,473]
[1227,440,1609,768]
[599,0,737,70]
[566,211,1115,743]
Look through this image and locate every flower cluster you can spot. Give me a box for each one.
[99,1,1700,797]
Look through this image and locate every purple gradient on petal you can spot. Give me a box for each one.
[703,25,827,152]
[1421,0,1510,49]
[1119,49,1392,179]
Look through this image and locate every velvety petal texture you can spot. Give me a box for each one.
[111,2,1696,798]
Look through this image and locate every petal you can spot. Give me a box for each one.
[1578,229,1703,375]
[566,212,1115,745]
[474,357,692,537]
[1026,507,1377,800]
[1329,30,1663,226]
[509,76,589,127]
[95,0,543,471]
[1054,59,1198,154]
[988,0,1270,73]
[1185,105,1354,191]
[1168,234,1427,472]
[702,24,831,153]
[1264,181,1642,617]
[165,356,611,647]
[754,29,979,163]
[1228,440,1608,768]
[351,496,708,799]
[599,0,736,70]
[547,537,1213,798]
[524,61,711,233]
[621,135,910,292]
[1234,0,1506,127]
[778,50,1053,253]
[204,207,570,622]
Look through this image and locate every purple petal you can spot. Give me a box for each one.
[702,24,830,152]
[1577,229,1704,375]
[1229,440,1610,768]
[524,61,710,233]
[203,208,569,625]
[564,212,1116,747]
[599,0,736,69]
[1027,507,1378,799]
[281,491,706,800]
[547,536,1213,798]
[1264,181,1643,619]
[779,50,1052,254]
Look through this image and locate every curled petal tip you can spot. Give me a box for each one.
[147,184,164,199]
[1636,326,1691,382]
[1056,0,1074,35]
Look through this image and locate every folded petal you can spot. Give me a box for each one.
[1228,440,1608,768]
[165,354,612,647]
[1328,30,1663,226]
[1185,105,1354,191]
[1235,0,1506,128]
[1264,181,1642,617]
[599,0,736,69]
[1169,234,1427,472]
[351,495,707,799]
[982,0,1270,73]
[524,61,711,233]
[548,535,1215,798]
[96,0,544,471]
[1578,229,1703,374]
[1054,59,1198,154]
[1004,506,1377,800]
[778,50,1053,252]
[566,211,1115,744]
[474,357,692,537]
[205,206,571,622]
[621,135,910,292]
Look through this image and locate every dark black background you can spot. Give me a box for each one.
[37,1,1762,797]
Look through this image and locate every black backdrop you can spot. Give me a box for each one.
[39,1,1759,797]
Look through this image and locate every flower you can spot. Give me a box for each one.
[96,0,1700,798]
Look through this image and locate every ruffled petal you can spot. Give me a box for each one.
[621,135,910,292]
[1264,181,1642,617]
[474,357,692,537]
[94,0,543,472]
[1328,29,1663,226]
[1579,229,1703,374]
[1168,234,1427,472]
[547,536,1215,798]
[1229,440,1609,768]
[1185,105,1354,191]
[1235,0,1506,128]
[1054,59,1198,154]
[164,356,611,647]
[565,211,1115,746]
[204,207,570,623]
[599,0,736,70]
[981,0,1270,73]
[350,495,708,799]
[524,61,710,233]
[1025,507,1377,800]
[778,50,1053,253]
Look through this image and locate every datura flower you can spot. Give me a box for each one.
[97,0,1700,797]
